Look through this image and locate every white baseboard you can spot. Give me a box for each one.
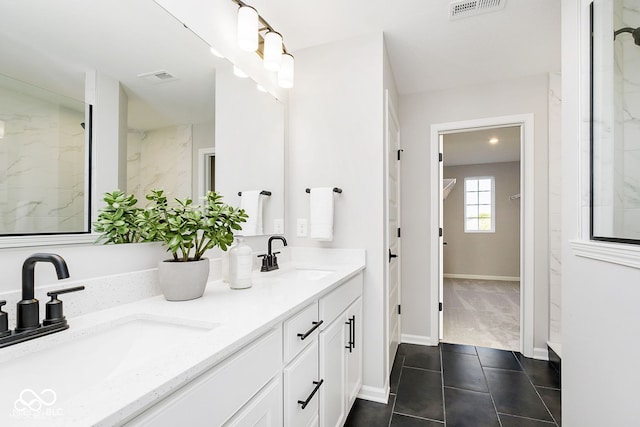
[443,273,520,282]
[357,384,390,404]
[547,341,562,358]
[533,346,549,361]
[401,334,439,346]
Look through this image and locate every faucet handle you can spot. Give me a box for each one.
[0,301,9,337]
[43,285,85,326]
[257,254,270,272]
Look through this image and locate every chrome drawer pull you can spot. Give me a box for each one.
[298,379,324,409]
[297,320,323,340]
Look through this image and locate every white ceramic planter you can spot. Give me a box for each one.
[157,258,210,301]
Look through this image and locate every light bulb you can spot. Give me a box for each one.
[278,53,294,88]
[233,65,248,78]
[263,31,283,71]
[209,46,224,58]
[237,6,258,52]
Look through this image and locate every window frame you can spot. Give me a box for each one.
[463,176,495,233]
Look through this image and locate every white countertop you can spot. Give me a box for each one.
[0,248,365,426]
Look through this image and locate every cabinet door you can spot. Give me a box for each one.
[345,297,363,408]
[225,377,282,427]
[284,340,320,427]
[319,316,347,427]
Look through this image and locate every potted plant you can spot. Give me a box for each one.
[93,190,142,244]
[95,189,247,301]
[137,189,247,301]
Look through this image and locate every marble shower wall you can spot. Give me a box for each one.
[619,0,640,238]
[127,124,193,204]
[548,72,562,346]
[0,85,86,234]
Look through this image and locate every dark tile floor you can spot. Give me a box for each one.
[345,343,561,427]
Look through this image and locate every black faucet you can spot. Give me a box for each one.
[0,253,84,348]
[260,236,288,272]
[17,253,69,332]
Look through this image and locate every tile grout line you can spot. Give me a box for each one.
[387,355,404,427]
[439,345,447,426]
[402,365,443,374]
[497,412,556,424]
[478,347,504,427]
[392,410,445,425]
[513,351,560,427]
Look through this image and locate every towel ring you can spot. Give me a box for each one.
[305,187,342,194]
[238,190,272,196]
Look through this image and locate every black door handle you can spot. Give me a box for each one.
[388,249,398,262]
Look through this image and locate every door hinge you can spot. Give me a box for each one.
[439,302,443,312]
[439,227,443,237]
[397,149,403,160]
[397,227,401,238]
[439,152,443,162]
[398,305,401,315]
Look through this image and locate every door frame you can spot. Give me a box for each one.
[429,114,534,357]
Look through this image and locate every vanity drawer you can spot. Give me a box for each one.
[284,340,320,427]
[284,302,319,363]
[319,273,363,329]
[126,327,282,427]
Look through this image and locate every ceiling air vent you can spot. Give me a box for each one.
[450,0,506,20]
[137,70,178,84]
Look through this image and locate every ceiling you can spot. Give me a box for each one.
[0,0,561,130]
[246,0,561,95]
[443,126,521,166]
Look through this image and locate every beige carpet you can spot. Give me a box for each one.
[443,277,520,351]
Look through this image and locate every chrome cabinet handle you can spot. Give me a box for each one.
[297,320,323,340]
[298,379,324,409]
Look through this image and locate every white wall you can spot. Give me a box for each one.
[561,0,640,424]
[287,33,389,400]
[399,74,552,351]
[443,161,521,278]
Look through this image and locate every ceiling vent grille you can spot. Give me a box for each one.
[137,70,178,84]
[450,0,506,20]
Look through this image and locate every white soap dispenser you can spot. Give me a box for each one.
[229,237,253,289]
[221,239,236,283]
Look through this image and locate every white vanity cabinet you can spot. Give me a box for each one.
[126,271,363,427]
[318,274,364,427]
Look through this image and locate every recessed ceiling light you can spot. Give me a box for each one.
[489,137,499,145]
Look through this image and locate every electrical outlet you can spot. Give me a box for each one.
[297,218,308,237]
[273,219,284,234]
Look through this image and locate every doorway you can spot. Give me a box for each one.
[441,126,521,350]
[430,114,535,357]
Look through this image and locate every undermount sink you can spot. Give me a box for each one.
[0,314,219,415]
[276,268,334,281]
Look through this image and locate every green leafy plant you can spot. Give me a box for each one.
[93,190,142,244]
[137,189,248,262]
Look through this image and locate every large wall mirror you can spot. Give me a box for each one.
[591,0,640,243]
[0,0,285,240]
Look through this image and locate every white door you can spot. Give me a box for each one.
[386,91,401,374]
[438,134,444,340]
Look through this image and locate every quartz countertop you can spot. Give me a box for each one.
[0,248,365,426]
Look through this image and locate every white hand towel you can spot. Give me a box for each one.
[240,191,263,236]
[309,187,334,241]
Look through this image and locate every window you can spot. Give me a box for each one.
[464,177,494,233]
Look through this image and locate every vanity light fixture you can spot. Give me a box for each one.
[232,0,294,88]
[237,5,259,52]
[489,137,499,145]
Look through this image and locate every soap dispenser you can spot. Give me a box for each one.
[221,239,236,283]
[229,237,253,289]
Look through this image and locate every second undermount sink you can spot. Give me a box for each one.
[276,268,334,281]
[0,314,219,412]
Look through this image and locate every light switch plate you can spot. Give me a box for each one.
[297,218,308,237]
